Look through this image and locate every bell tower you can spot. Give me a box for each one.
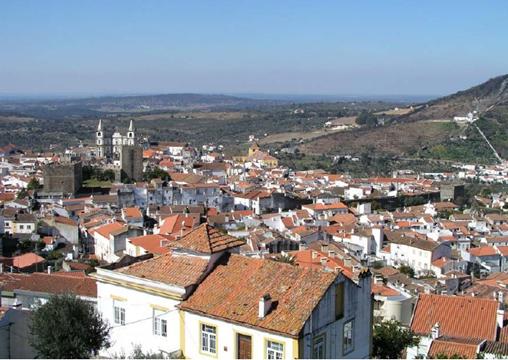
[96,119,105,157]
[127,120,135,146]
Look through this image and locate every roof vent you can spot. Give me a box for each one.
[258,294,272,319]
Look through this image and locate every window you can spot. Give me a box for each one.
[153,309,167,337]
[19,225,24,230]
[113,301,125,325]
[312,334,326,358]
[266,340,284,360]
[335,282,344,320]
[343,320,354,354]
[201,323,217,355]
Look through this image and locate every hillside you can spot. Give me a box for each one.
[401,74,508,122]
[300,74,508,164]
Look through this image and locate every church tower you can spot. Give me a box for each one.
[96,119,112,158]
[126,120,136,146]
[96,119,104,157]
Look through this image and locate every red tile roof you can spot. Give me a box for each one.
[0,272,96,298]
[54,216,78,226]
[469,246,498,257]
[158,214,197,236]
[122,207,143,218]
[410,294,499,341]
[12,253,45,269]
[128,234,171,255]
[289,249,354,279]
[180,254,338,337]
[116,253,209,288]
[303,202,348,211]
[371,283,400,297]
[94,221,127,238]
[170,223,245,254]
[427,337,480,359]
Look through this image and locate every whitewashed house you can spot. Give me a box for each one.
[94,224,373,359]
[389,234,451,276]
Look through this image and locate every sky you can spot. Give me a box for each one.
[1,0,507,98]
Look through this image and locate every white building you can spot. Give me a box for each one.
[389,234,451,276]
[94,224,373,359]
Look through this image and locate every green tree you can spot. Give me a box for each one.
[399,264,415,278]
[356,111,378,127]
[27,178,41,190]
[17,188,29,199]
[30,294,110,358]
[372,320,419,359]
[143,167,171,181]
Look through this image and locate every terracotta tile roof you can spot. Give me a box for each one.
[128,234,171,255]
[389,233,441,252]
[484,341,508,356]
[303,202,348,211]
[469,246,498,257]
[432,257,449,268]
[497,246,508,257]
[158,214,197,236]
[94,221,127,238]
[371,283,400,297]
[289,249,354,279]
[170,223,245,254]
[12,253,45,269]
[427,337,480,359]
[0,272,96,298]
[122,207,143,218]
[116,252,209,288]
[54,216,78,226]
[329,213,357,226]
[410,294,499,341]
[180,254,338,337]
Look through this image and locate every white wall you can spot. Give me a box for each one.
[97,281,181,357]
[182,311,297,360]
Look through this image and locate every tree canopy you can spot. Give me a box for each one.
[143,166,171,181]
[30,294,110,358]
[356,111,378,127]
[372,320,419,359]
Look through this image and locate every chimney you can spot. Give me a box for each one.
[497,291,505,328]
[180,221,185,238]
[431,322,440,339]
[0,263,3,274]
[258,294,272,319]
[320,257,328,266]
[344,257,352,267]
[47,266,52,275]
[321,243,328,252]
[311,251,318,259]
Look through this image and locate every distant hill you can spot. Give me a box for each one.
[301,74,508,163]
[401,74,508,122]
[56,93,275,111]
[0,93,283,117]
